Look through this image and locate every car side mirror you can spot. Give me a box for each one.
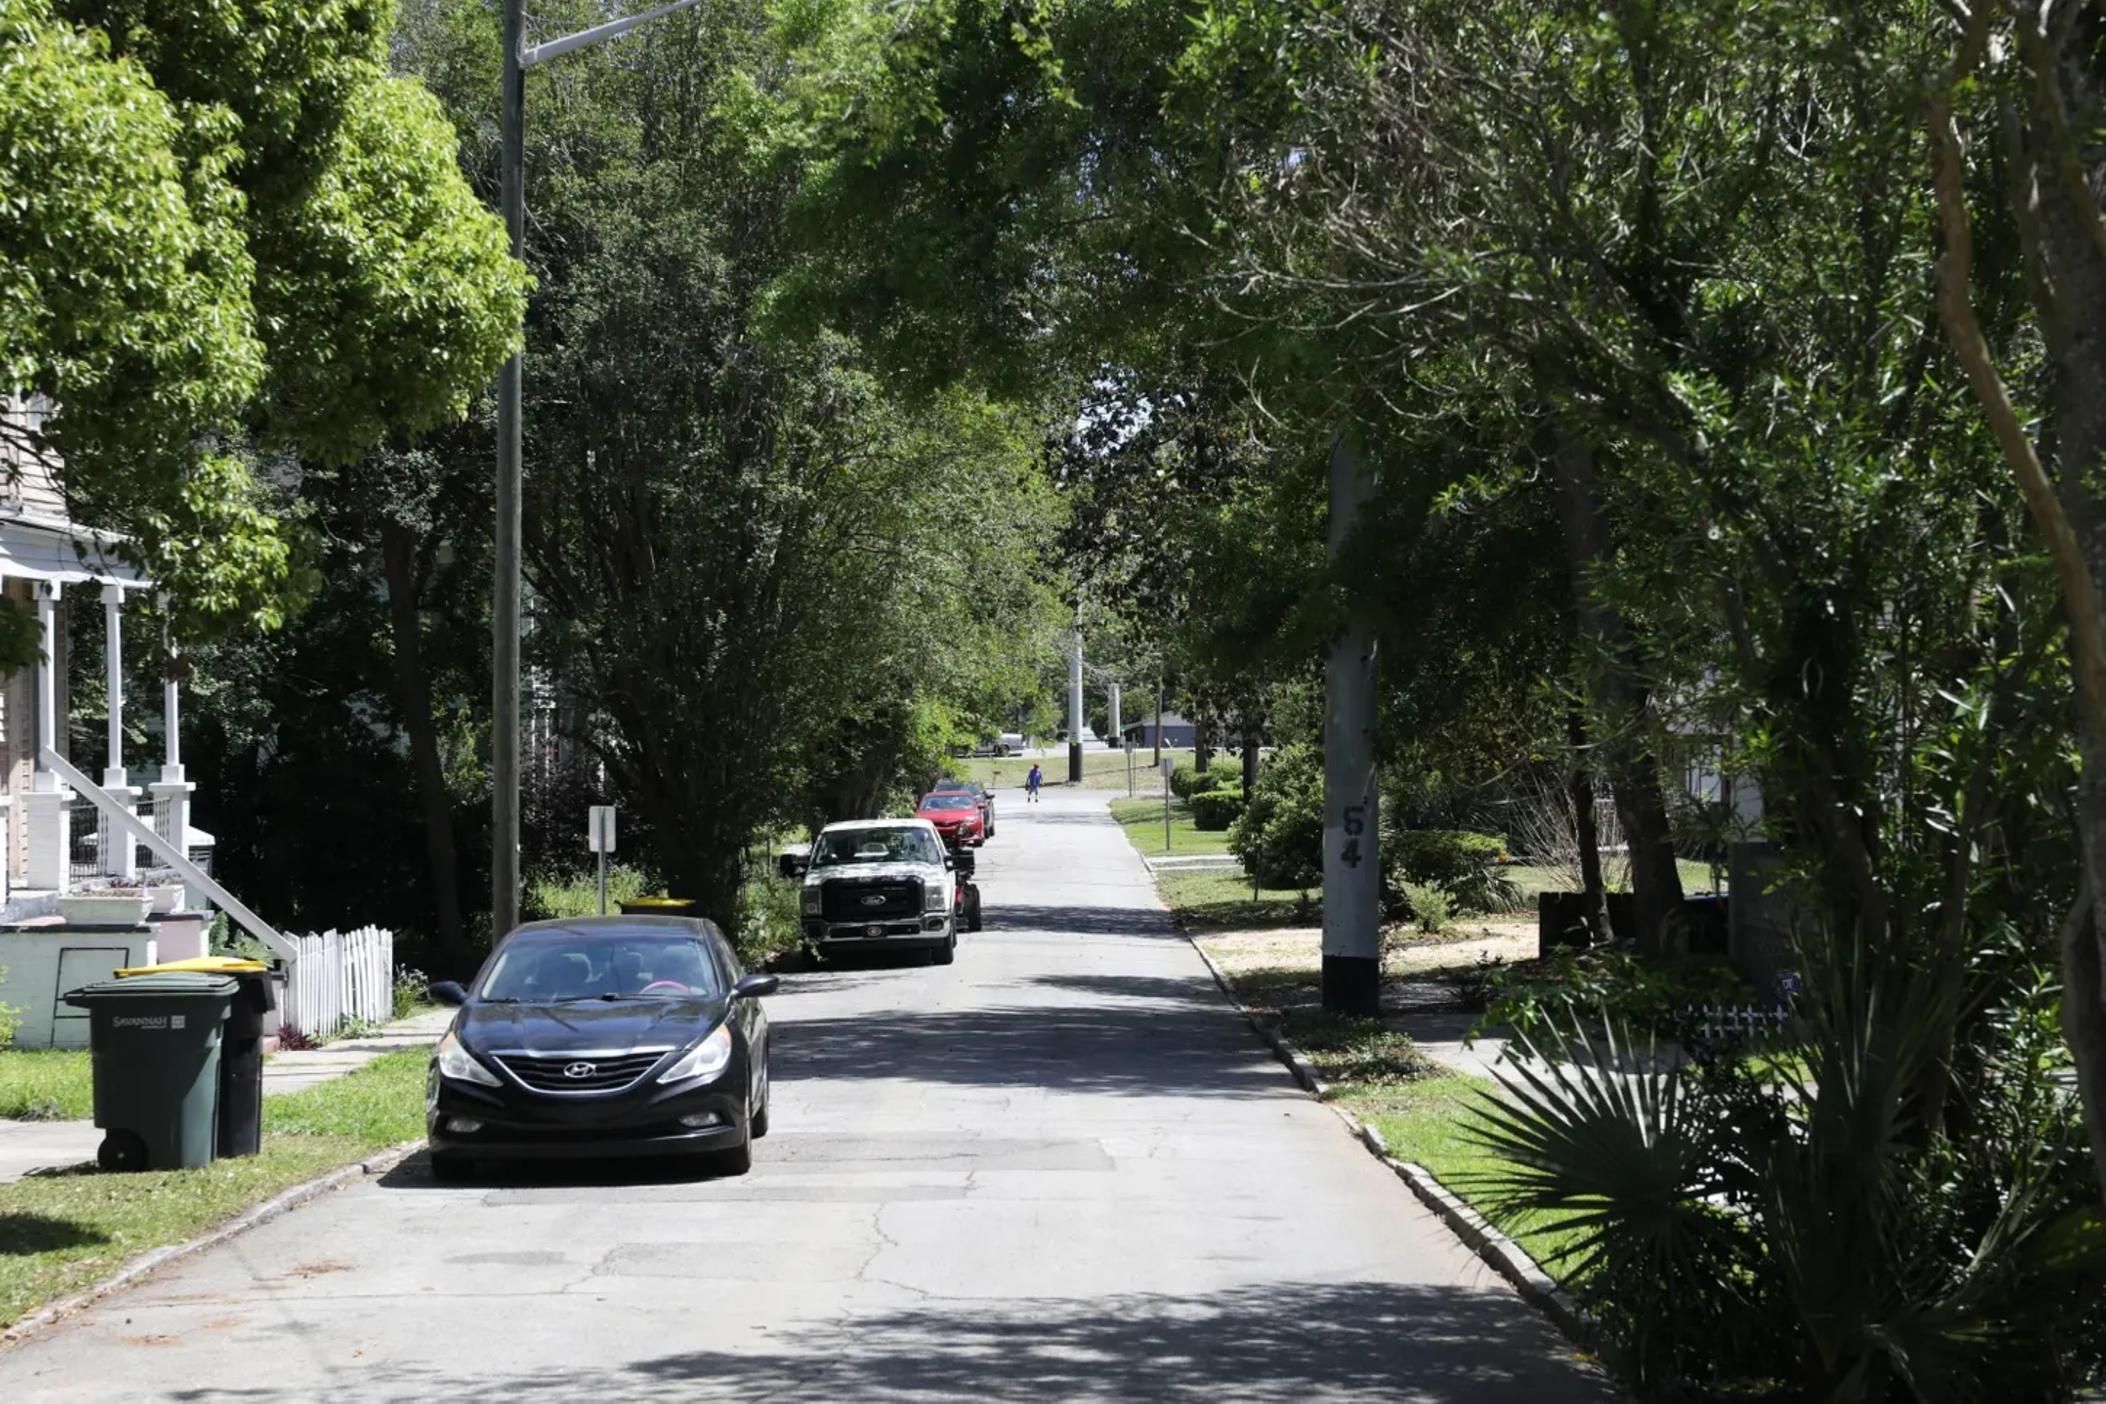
[943,853,955,869]
[776,851,809,879]
[733,973,780,1000]
[430,980,468,1007]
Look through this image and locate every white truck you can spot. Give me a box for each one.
[797,819,958,964]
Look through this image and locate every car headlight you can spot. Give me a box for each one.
[800,886,821,914]
[435,1031,500,1087]
[925,882,950,912]
[658,1023,735,1084]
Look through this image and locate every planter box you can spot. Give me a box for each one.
[58,893,152,928]
[147,884,185,915]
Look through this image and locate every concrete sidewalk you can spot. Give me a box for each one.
[0,1005,453,1182]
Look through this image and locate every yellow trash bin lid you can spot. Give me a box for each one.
[116,954,269,977]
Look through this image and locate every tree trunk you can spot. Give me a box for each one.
[1549,424,1683,955]
[1927,48,2106,1202]
[380,522,469,973]
[1568,706,1609,944]
[1242,710,1261,794]
[1194,713,1213,773]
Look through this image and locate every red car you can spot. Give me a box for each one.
[917,791,985,846]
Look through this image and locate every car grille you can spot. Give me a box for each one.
[495,1051,668,1093]
[821,877,922,921]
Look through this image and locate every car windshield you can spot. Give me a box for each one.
[920,795,976,811]
[931,780,976,793]
[477,931,721,1002]
[811,826,941,867]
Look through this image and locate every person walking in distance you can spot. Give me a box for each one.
[1026,763,1043,803]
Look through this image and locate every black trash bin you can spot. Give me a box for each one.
[119,956,274,1157]
[63,972,237,1171]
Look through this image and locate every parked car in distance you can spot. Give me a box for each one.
[929,776,994,838]
[424,915,775,1180]
[917,791,985,846]
[799,819,958,965]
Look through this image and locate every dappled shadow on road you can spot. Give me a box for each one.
[981,903,1178,939]
[768,996,1281,1100]
[163,1279,1609,1402]
[1027,971,1221,1004]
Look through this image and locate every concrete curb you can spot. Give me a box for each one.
[0,1139,422,1348]
[1182,934,1594,1350]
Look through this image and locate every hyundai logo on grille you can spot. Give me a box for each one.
[563,1061,598,1079]
[861,895,887,907]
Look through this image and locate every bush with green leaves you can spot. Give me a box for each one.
[1230,742,1322,888]
[1170,755,1242,800]
[1187,784,1245,831]
[1466,944,2106,1396]
[1401,881,1452,934]
[1477,947,1752,1048]
[0,963,17,1049]
[524,864,655,921]
[1387,828,1516,914]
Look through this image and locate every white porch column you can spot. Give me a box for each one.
[150,608,196,906]
[99,584,138,882]
[25,580,71,890]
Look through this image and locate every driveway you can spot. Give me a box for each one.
[0,786,1609,1401]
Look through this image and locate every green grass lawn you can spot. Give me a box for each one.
[0,1048,427,1329]
[1490,858,1723,913]
[955,748,1195,791]
[1335,1071,1583,1273]
[1107,796,1234,857]
[0,1051,93,1121]
[1154,870,1316,932]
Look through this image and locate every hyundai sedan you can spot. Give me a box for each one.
[425,916,776,1179]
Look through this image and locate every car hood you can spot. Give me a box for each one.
[806,860,937,883]
[458,996,725,1055]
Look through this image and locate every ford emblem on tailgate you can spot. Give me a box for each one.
[563,1061,597,1079]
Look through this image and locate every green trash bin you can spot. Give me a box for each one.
[63,972,238,1172]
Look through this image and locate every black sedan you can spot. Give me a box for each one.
[424,915,775,1179]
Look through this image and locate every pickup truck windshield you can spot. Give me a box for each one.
[812,827,941,867]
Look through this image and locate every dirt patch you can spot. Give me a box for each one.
[281,1261,354,1280]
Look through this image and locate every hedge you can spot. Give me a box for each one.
[1188,785,1245,831]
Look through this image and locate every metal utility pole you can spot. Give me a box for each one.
[491,0,703,941]
[1068,626,1085,784]
[1154,677,1164,767]
[1323,431,1381,1015]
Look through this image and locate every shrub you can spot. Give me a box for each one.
[1387,828,1517,913]
[1478,947,1754,1047]
[392,966,431,1019]
[1170,756,1241,800]
[525,863,654,920]
[1401,881,1452,934]
[737,873,803,964]
[1188,784,1245,831]
[0,964,16,1050]
[1230,743,1323,888]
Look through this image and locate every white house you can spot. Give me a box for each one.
[0,394,220,914]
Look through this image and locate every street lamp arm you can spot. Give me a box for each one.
[523,0,705,67]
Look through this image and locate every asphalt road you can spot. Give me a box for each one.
[0,786,1610,1401]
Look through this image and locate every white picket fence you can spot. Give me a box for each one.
[282,926,395,1039]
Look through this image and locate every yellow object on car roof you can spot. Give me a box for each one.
[116,954,268,977]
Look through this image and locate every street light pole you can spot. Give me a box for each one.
[491,0,705,942]
[493,0,525,942]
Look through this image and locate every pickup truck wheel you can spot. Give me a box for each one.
[932,935,956,966]
[966,889,983,932]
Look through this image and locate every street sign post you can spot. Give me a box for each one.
[588,805,617,914]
